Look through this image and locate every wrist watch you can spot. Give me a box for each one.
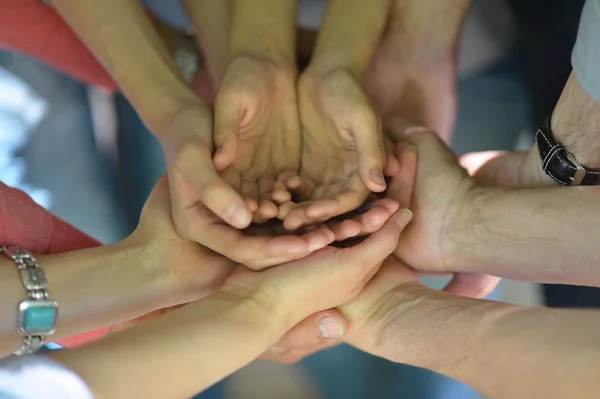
[535,113,600,186]
[1,246,58,355]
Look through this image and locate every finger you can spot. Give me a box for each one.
[251,226,335,267]
[443,273,501,299]
[383,136,400,177]
[403,126,458,164]
[175,144,251,229]
[260,309,346,363]
[285,310,346,349]
[213,91,242,171]
[327,198,399,241]
[330,219,362,241]
[272,172,296,204]
[349,107,386,192]
[255,200,279,222]
[344,209,413,268]
[355,204,396,235]
[198,221,333,270]
[286,176,314,200]
[388,143,418,209]
[240,179,260,204]
[306,175,369,219]
[244,197,259,212]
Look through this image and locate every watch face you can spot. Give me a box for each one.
[17,300,58,336]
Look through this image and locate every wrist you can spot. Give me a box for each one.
[36,239,167,340]
[388,0,470,51]
[215,280,296,336]
[438,180,480,273]
[230,1,297,65]
[349,283,456,367]
[551,72,600,167]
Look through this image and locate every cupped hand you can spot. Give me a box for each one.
[212,55,302,222]
[219,207,413,332]
[279,67,387,230]
[159,97,331,270]
[113,193,403,336]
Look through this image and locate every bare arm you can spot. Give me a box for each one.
[229,0,298,63]
[50,0,201,135]
[49,293,286,399]
[443,184,600,286]
[0,242,163,356]
[310,0,390,76]
[182,0,232,87]
[465,72,600,187]
[348,284,600,399]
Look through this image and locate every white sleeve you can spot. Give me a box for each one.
[572,0,600,102]
[0,355,94,399]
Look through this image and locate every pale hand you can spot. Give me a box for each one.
[212,55,302,223]
[280,68,387,230]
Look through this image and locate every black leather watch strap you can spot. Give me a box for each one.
[535,115,600,186]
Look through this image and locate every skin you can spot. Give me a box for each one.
[46,209,412,399]
[365,0,471,143]
[211,0,302,224]
[339,257,600,399]
[279,0,390,229]
[0,175,400,355]
[49,0,331,269]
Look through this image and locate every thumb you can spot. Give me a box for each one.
[212,91,242,171]
[351,108,387,193]
[443,273,501,299]
[403,126,462,173]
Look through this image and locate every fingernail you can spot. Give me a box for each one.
[225,202,251,227]
[318,317,344,339]
[395,209,413,227]
[371,169,385,185]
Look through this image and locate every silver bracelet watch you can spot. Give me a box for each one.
[1,246,58,355]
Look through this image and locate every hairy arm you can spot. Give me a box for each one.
[349,284,600,399]
[442,184,600,286]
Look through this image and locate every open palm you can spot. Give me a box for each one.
[213,56,302,222]
[280,68,386,230]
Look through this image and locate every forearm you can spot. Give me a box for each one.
[386,0,470,56]
[310,0,390,76]
[0,240,162,356]
[352,284,600,399]
[230,0,297,63]
[444,185,600,286]
[550,72,600,167]
[50,0,200,134]
[49,294,287,399]
[183,0,232,86]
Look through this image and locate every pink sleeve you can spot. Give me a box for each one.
[0,183,109,346]
[0,0,117,91]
